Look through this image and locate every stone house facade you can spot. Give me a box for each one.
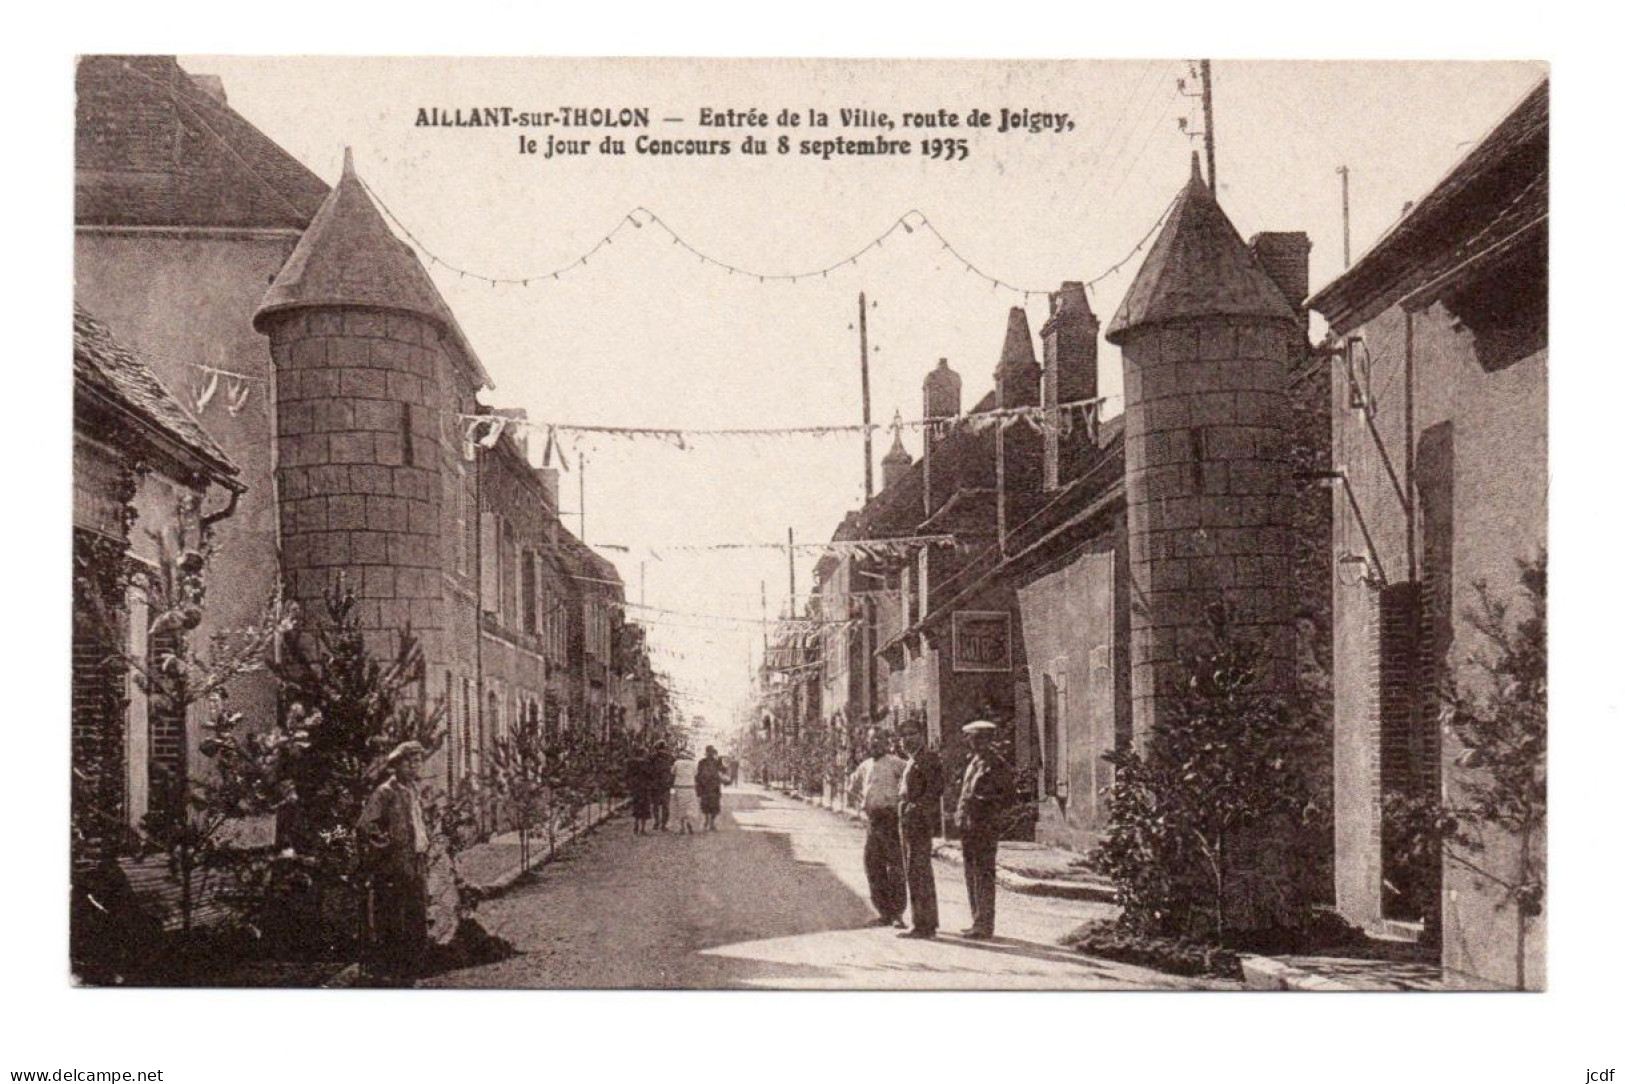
[74,57,643,854]
[72,305,244,864]
[1307,79,1547,988]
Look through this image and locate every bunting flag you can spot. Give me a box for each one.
[224,375,252,417]
[192,369,219,414]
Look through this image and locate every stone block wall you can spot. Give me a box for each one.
[1123,317,1299,739]
[267,306,447,667]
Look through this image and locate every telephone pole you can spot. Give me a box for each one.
[578,452,587,543]
[786,527,797,610]
[1337,165,1352,268]
[1200,59,1217,194]
[859,292,874,502]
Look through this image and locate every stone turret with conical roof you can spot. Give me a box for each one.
[881,413,913,492]
[1109,153,1301,741]
[254,149,484,662]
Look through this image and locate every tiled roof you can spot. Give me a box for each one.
[1307,78,1548,332]
[1106,153,1296,344]
[254,150,493,389]
[74,304,237,481]
[75,56,328,230]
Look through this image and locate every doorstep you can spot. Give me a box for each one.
[1240,953,1450,992]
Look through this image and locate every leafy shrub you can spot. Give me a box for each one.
[1090,602,1329,940]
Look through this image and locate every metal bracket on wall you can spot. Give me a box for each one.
[1296,468,1388,588]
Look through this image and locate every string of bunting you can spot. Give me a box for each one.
[361,177,1175,302]
[457,396,1115,462]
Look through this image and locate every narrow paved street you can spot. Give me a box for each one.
[424,786,1224,989]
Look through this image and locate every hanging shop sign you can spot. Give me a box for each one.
[951,610,1012,673]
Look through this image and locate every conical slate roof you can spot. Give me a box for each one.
[882,417,912,466]
[1105,154,1296,344]
[254,149,492,387]
[996,307,1040,377]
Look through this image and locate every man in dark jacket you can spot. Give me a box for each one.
[896,724,944,939]
[954,720,1013,939]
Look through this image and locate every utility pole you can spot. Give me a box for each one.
[859,292,873,502]
[760,579,768,654]
[578,452,587,543]
[1200,59,1217,194]
[640,560,646,607]
[787,527,797,611]
[1337,165,1352,268]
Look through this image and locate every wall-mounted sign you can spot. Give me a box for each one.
[951,610,1012,672]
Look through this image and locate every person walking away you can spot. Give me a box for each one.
[896,725,944,939]
[627,745,652,835]
[846,728,909,928]
[649,740,674,831]
[670,754,699,834]
[357,741,431,979]
[955,720,1014,940]
[695,745,726,831]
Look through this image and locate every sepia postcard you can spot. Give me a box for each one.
[69,56,1548,993]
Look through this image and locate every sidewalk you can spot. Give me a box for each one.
[769,785,1115,903]
[454,801,626,895]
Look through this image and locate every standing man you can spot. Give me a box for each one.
[896,724,944,939]
[955,720,1014,940]
[846,728,909,928]
[357,741,431,978]
[649,739,674,831]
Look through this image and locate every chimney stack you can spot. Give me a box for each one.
[922,358,961,448]
[1041,280,1100,408]
[1249,232,1312,322]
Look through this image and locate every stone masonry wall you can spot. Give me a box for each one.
[1122,317,1299,740]
[267,307,447,668]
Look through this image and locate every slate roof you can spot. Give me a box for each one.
[1106,153,1296,344]
[74,304,238,482]
[254,150,493,389]
[75,56,328,230]
[1308,78,1548,333]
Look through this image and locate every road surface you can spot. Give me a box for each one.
[423,785,1221,989]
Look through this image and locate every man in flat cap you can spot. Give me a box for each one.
[954,720,1014,939]
[358,741,430,977]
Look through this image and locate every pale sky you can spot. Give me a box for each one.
[184,57,1545,727]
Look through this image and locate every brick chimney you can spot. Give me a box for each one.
[922,358,961,448]
[1041,281,1100,407]
[1249,232,1312,335]
[921,358,961,516]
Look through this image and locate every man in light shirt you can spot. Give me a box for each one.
[847,727,909,927]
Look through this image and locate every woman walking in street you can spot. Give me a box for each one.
[670,754,699,835]
[695,745,725,831]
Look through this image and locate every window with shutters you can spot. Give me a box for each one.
[522,552,538,634]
